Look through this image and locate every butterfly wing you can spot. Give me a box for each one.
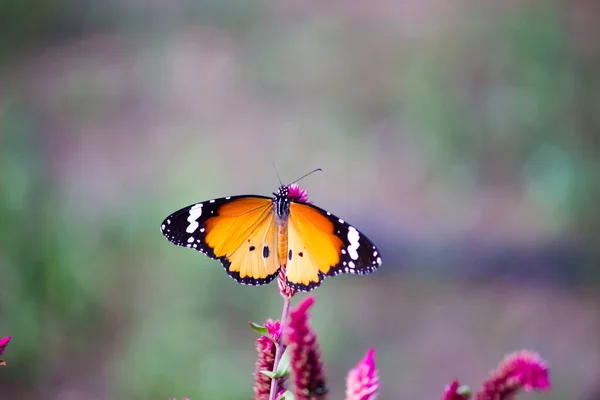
[285,201,382,291]
[161,195,281,285]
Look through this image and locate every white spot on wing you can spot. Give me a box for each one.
[347,226,360,260]
[187,236,194,243]
[186,203,203,233]
[161,224,165,231]
[376,257,382,265]
[348,260,355,269]
[209,199,215,203]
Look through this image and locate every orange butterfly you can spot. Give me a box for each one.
[160,182,382,291]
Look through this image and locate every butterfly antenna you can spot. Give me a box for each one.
[272,162,284,187]
[287,168,322,186]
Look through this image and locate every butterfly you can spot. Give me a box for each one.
[160,182,382,292]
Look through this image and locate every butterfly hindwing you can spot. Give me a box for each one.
[161,195,281,285]
[285,201,382,291]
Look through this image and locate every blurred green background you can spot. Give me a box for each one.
[1,1,599,399]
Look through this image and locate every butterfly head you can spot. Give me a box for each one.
[273,186,291,218]
[273,184,310,218]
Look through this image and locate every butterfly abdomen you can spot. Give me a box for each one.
[277,217,289,267]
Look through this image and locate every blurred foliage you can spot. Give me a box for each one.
[1,0,599,399]
[0,98,276,398]
[405,5,600,234]
[0,98,108,375]
[0,0,267,58]
[0,0,98,56]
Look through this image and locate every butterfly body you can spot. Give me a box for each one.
[161,185,381,292]
[273,186,291,268]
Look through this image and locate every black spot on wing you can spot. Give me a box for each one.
[262,245,270,258]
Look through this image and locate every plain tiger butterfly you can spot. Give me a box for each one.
[160,176,382,292]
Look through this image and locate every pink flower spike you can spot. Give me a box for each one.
[287,184,310,204]
[443,380,471,400]
[0,336,11,366]
[475,350,551,400]
[0,337,10,355]
[253,319,285,400]
[346,348,380,400]
[287,296,327,399]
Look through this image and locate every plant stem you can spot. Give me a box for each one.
[269,295,291,400]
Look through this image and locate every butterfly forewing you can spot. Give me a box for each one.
[285,201,382,291]
[160,195,281,285]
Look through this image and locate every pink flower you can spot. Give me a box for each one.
[346,348,380,400]
[287,184,310,204]
[0,336,11,366]
[475,350,551,400]
[287,296,327,399]
[253,319,285,400]
[443,380,471,400]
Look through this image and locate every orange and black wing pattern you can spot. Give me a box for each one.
[160,195,281,285]
[285,201,382,291]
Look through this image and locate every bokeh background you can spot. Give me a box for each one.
[1,1,599,399]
